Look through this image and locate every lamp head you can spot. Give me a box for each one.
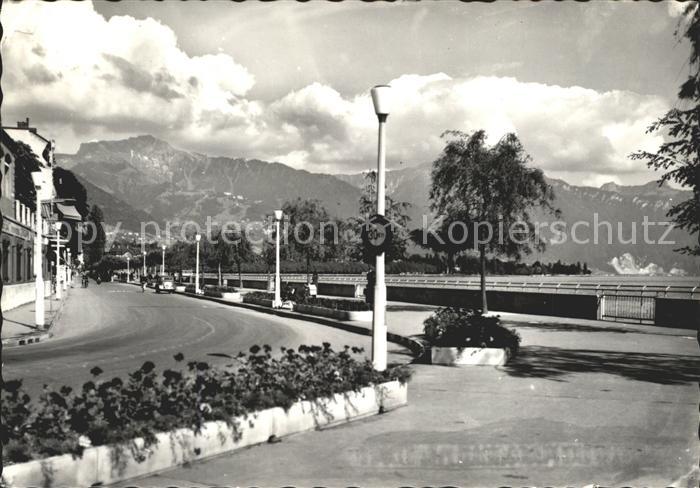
[274,210,283,221]
[195,233,201,242]
[162,244,166,250]
[371,85,391,116]
[54,221,62,232]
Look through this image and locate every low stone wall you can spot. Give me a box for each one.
[1,381,407,488]
[431,346,511,366]
[1,281,53,311]
[294,303,372,322]
[654,298,700,330]
[222,278,699,327]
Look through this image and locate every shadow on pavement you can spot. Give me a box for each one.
[502,320,693,337]
[387,304,436,312]
[502,346,700,385]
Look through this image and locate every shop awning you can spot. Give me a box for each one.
[56,203,82,221]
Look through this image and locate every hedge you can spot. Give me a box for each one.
[2,345,411,465]
[423,307,521,354]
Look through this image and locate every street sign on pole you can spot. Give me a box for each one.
[361,214,393,257]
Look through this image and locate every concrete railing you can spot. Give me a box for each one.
[180,272,700,300]
[204,277,698,330]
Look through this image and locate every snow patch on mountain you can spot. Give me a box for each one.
[609,253,664,275]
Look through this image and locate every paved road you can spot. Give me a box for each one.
[114,307,700,487]
[3,283,403,396]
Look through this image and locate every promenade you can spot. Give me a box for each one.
[1,294,65,344]
[111,297,700,487]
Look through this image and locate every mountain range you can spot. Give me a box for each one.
[56,135,699,275]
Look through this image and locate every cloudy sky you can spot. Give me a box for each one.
[2,1,694,186]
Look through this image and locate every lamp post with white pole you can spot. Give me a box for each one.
[370,84,391,372]
[126,255,130,282]
[31,171,49,328]
[54,222,63,301]
[273,210,283,308]
[142,236,147,277]
[66,249,71,288]
[161,244,166,276]
[195,233,201,293]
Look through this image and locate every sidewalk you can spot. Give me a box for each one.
[2,291,68,345]
[115,292,700,487]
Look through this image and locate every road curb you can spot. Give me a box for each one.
[128,283,426,360]
[2,380,407,488]
[1,290,69,348]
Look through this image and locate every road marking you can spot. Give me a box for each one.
[40,316,219,370]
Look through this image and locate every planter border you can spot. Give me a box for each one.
[1,381,407,488]
[294,303,372,322]
[430,346,512,366]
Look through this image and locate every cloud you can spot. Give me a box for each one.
[3,1,257,138]
[667,1,695,18]
[3,1,669,182]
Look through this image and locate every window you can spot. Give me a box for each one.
[16,245,22,282]
[27,248,32,279]
[1,240,9,283]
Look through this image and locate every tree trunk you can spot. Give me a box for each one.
[306,255,311,284]
[218,262,222,287]
[237,259,243,289]
[479,245,488,314]
[447,251,454,274]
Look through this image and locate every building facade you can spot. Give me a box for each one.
[0,120,54,311]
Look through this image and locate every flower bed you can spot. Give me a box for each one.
[242,291,275,307]
[423,308,521,366]
[1,344,411,468]
[203,285,241,301]
[300,297,371,312]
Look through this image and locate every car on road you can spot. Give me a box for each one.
[155,276,175,294]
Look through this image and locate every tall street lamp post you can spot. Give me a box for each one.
[126,256,130,282]
[66,250,71,288]
[31,171,50,328]
[273,210,283,308]
[54,222,63,301]
[370,84,391,372]
[142,237,147,277]
[195,233,201,293]
[161,244,166,276]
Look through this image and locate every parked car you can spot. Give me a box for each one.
[155,276,175,294]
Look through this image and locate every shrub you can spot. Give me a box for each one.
[423,307,520,354]
[243,291,275,303]
[203,285,239,298]
[299,297,371,312]
[1,345,412,465]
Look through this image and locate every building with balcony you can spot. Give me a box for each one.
[0,119,57,310]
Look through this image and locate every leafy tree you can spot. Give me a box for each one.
[92,255,126,281]
[166,241,195,277]
[282,199,336,283]
[429,130,558,313]
[347,170,412,265]
[410,216,472,274]
[631,4,700,255]
[84,205,106,266]
[230,229,254,288]
[53,167,89,257]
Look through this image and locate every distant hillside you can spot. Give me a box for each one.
[62,134,699,274]
[78,175,156,231]
[339,165,699,275]
[58,135,361,224]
